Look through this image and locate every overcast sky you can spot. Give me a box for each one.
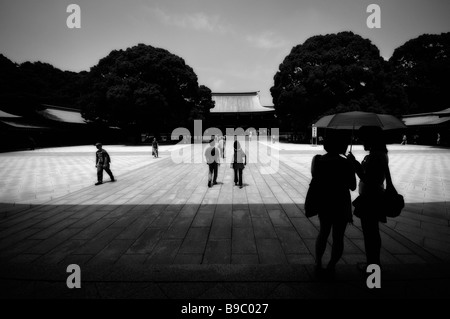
[1,0,449,105]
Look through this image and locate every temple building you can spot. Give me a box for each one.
[206,92,277,135]
[0,105,122,151]
[402,108,450,145]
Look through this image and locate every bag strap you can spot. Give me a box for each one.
[384,155,394,190]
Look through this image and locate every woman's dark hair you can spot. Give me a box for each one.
[234,140,241,151]
[359,126,388,153]
[323,133,348,154]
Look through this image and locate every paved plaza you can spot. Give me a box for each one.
[0,141,449,298]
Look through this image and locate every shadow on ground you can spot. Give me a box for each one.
[0,202,449,298]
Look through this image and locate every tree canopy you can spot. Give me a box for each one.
[271,31,408,132]
[80,44,214,132]
[0,54,82,116]
[389,32,450,114]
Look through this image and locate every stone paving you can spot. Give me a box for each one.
[0,141,449,298]
[0,144,188,205]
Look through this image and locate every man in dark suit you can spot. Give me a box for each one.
[95,143,115,185]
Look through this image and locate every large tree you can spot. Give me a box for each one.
[389,32,450,114]
[81,44,214,134]
[0,54,83,115]
[271,31,407,132]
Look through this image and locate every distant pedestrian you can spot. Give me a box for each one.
[218,136,225,158]
[28,136,35,150]
[347,126,389,270]
[310,134,356,277]
[205,138,220,187]
[437,133,441,145]
[95,143,115,186]
[413,134,419,145]
[401,134,407,145]
[232,140,247,188]
[152,138,159,158]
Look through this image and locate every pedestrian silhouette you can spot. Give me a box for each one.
[152,138,159,158]
[95,143,115,185]
[232,140,247,188]
[401,134,407,145]
[310,133,356,277]
[205,138,220,187]
[218,136,225,158]
[347,126,388,269]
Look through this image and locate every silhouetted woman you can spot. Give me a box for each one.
[312,133,356,275]
[233,140,247,188]
[347,126,388,268]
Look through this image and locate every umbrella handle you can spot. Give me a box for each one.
[350,124,354,153]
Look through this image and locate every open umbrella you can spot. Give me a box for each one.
[314,111,406,130]
[314,111,406,151]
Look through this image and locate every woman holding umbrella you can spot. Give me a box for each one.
[315,111,405,270]
[347,126,388,269]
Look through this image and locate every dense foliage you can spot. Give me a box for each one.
[389,32,450,114]
[271,31,411,132]
[0,44,214,134]
[0,54,84,115]
[1,32,449,135]
[80,44,214,132]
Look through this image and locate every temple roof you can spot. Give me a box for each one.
[0,110,21,118]
[402,108,450,126]
[38,105,86,124]
[210,92,273,113]
[402,108,450,118]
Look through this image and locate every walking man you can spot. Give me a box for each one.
[205,138,220,187]
[95,143,115,185]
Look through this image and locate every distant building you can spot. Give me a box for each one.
[0,105,122,151]
[207,92,277,135]
[402,108,450,146]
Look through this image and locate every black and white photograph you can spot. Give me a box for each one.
[0,0,449,311]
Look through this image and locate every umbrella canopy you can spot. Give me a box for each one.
[314,111,406,130]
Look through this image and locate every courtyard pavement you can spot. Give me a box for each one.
[0,141,449,298]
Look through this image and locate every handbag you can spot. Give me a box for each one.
[305,177,321,217]
[382,163,404,218]
[352,159,404,219]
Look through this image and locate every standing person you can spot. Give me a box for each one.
[401,134,407,145]
[152,138,159,158]
[205,138,220,187]
[218,136,225,159]
[95,143,115,186]
[311,134,356,277]
[437,133,441,145]
[223,135,226,157]
[232,140,247,188]
[347,126,388,269]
